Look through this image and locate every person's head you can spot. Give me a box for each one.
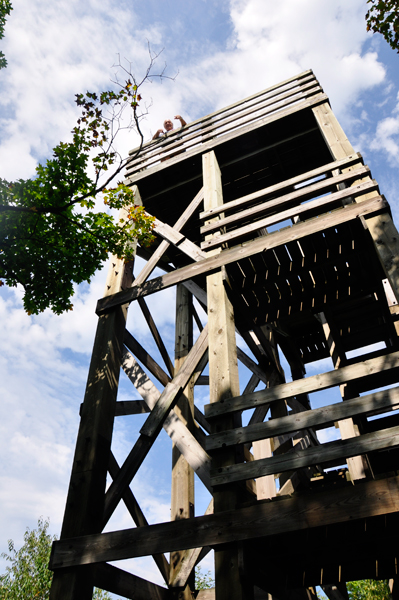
[163,119,174,131]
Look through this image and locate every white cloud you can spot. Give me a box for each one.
[369,114,399,165]
[1,0,399,587]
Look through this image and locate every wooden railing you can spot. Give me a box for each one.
[204,351,399,487]
[125,70,325,179]
[199,153,377,251]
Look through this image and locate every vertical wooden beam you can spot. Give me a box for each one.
[313,101,399,304]
[170,283,195,599]
[318,311,368,481]
[49,192,142,600]
[203,150,253,600]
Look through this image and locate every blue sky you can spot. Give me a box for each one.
[1,0,399,590]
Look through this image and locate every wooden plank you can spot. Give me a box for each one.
[210,425,399,486]
[128,71,315,163]
[115,400,150,416]
[49,200,142,600]
[127,73,317,170]
[127,75,321,173]
[203,149,245,600]
[152,215,207,261]
[96,196,388,314]
[236,347,268,385]
[200,165,370,235]
[318,310,368,481]
[141,326,208,437]
[102,326,209,526]
[121,351,212,491]
[133,187,204,287]
[201,179,378,251]
[50,476,399,568]
[170,500,214,588]
[123,328,210,434]
[197,591,215,600]
[313,101,399,305]
[107,452,170,584]
[199,154,362,221]
[206,386,399,450]
[204,349,399,418]
[138,297,174,378]
[124,329,170,386]
[92,563,170,600]
[170,284,195,599]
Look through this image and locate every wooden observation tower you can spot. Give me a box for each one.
[50,70,399,600]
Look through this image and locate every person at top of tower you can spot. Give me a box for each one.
[152,115,187,139]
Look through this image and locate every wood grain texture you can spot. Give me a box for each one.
[204,350,399,418]
[96,196,387,314]
[50,476,399,568]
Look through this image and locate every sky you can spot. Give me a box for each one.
[1,0,399,592]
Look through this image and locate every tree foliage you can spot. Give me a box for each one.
[195,567,214,590]
[0,0,12,69]
[0,518,111,599]
[0,55,161,315]
[366,0,399,52]
[346,579,391,600]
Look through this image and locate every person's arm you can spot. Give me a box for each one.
[174,115,187,127]
[152,129,164,140]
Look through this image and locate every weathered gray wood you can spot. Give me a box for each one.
[141,326,208,437]
[152,215,207,261]
[203,149,249,600]
[124,329,170,387]
[197,591,215,600]
[318,311,368,481]
[50,476,399,568]
[123,331,210,434]
[128,71,315,161]
[210,425,399,486]
[200,164,370,236]
[170,284,195,599]
[313,101,399,306]
[133,187,204,287]
[49,201,141,600]
[121,351,212,491]
[170,500,214,588]
[107,452,170,584]
[138,296,174,378]
[126,73,320,173]
[236,347,268,385]
[126,92,328,190]
[102,326,209,526]
[92,563,170,600]
[206,386,399,450]
[201,179,378,251]
[199,154,362,221]
[115,400,150,416]
[128,84,324,175]
[96,195,388,314]
[204,350,399,418]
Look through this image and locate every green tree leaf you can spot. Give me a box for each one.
[366,0,399,53]
[0,0,12,69]
[347,579,391,600]
[0,518,114,599]
[0,77,155,315]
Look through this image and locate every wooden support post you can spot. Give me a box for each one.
[318,311,368,481]
[170,284,195,599]
[312,101,399,304]
[49,192,142,600]
[203,150,253,600]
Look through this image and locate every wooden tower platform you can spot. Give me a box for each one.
[49,70,399,600]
